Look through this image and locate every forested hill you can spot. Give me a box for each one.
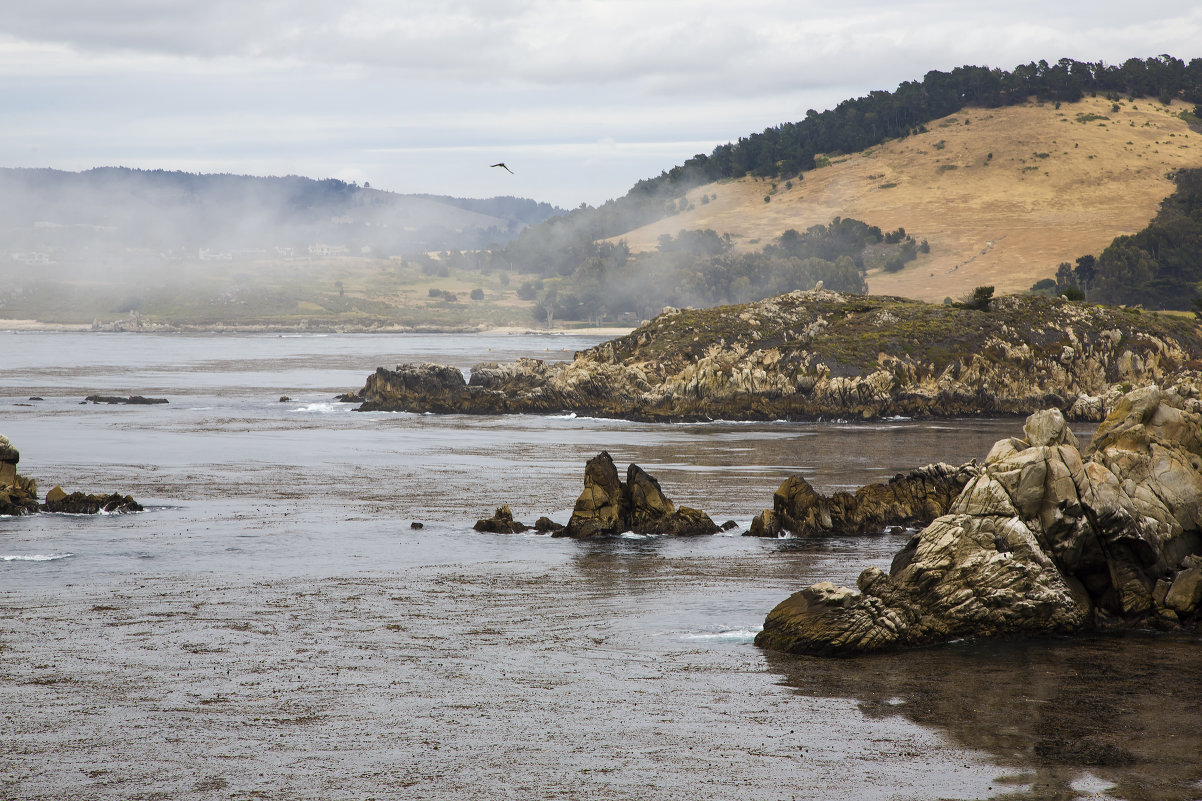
[496,56,1202,273]
[0,167,562,257]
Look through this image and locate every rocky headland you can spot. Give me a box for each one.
[355,290,1202,422]
[755,386,1202,656]
[0,434,142,516]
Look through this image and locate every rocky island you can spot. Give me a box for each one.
[355,290,1202,422]
[755,386,1202,655]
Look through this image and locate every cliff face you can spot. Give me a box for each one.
[359,290,1202,421]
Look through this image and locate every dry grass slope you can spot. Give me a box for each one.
[612,97,1202,303]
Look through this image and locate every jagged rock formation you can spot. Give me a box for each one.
[0,434,40,515]
[755,387,1202,656]
[0,434,142,516]
[747,463,976,537]
[356,290,1202,422]
[562,452,719,538]
[469,454,716,538]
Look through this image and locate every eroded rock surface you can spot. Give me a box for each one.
[356,291,1202,422]
[562,453,719,538]
[756,388,1202,656]
[747,463,976,538]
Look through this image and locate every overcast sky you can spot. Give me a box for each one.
[1,1,1199,208]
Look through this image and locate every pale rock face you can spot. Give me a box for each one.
[756,385,1202,656]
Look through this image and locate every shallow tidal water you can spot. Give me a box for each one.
[1,331,1199,801]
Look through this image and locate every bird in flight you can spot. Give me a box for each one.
[490,162,514,174]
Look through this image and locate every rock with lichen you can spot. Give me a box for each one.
[356,291,1202,422]
[755,388,1202,655]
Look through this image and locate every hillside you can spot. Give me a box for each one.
[0,168,562,260]
[609,96,1202,303]
[0,168,566,330]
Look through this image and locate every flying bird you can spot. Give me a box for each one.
[490,162,514,174]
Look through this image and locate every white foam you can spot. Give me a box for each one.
[680,627,761,643]
[293,402,343,414]
[549,412,578,419]
[3,553,74,562]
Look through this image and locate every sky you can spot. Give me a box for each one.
[1,1,1200,209]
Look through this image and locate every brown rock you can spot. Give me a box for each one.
[473,504,530,534]
[564,452,628,538]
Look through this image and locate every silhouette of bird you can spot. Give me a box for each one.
[490,162,514,174]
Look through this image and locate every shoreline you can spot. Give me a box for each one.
[0,318,634,337]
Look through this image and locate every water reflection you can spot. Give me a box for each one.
[763,632,1202,800]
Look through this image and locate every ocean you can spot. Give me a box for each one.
[1,331,1198,800]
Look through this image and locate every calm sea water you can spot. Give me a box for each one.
[1,331,1199,801]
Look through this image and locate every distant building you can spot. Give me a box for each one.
[307,243,349,257]
[11,252,52,265]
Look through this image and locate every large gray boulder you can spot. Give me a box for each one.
[756,389,1202,655]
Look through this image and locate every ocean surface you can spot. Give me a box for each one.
[1,330,1199,801]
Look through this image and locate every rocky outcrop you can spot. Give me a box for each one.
[0,435,40,516]
[470,454,718,538]
[473,504,530,534]
[356,291,1202,422]
[755,387,1202,656]
[747,463,976,538]
[1,434,142,516]
[84,395,169,405]
[42,486,143,514]
[562,452,719,538]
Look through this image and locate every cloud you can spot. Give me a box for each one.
[0,0,1199,206]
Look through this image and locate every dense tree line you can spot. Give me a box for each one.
[1084,168,1202,309]
[519,219,923,326]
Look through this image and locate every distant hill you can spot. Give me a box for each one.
[490,56,1202,308]
[0,167,562,263]
[612,96,1202,302]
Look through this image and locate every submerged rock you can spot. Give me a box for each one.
[756,390,1202,656]
[83,395,169,404]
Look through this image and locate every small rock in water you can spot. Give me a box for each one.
[279,396,291,402]
[473,504,530,534]
[410,521,424,529]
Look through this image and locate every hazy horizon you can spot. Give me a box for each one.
[1,2,1200,208]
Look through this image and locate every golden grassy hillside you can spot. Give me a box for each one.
[613,96,1202,303]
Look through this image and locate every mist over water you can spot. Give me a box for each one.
[1,331,1198,801]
